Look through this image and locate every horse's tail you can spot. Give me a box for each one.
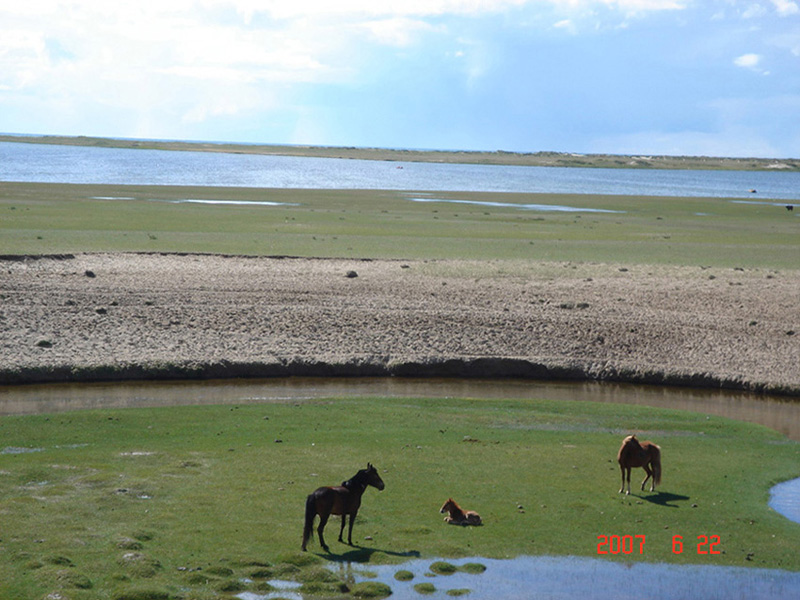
[302,494,316,551]
[651,445,662,485]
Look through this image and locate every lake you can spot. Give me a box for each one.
[2,141,800,200]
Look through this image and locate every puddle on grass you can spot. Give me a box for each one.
[89,196,300,207]
[1,446,43,454]
[238,580,302,600]
[408,197,624,213]
[770,477,800,524]
[237,556,800,600]
[167,199,300,206]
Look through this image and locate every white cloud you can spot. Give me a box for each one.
[734,53,762,68]
[771,0,800,16]
[553,19,578,34]
[742,4,768,19]
[359,17,439,47]
[243,0,529,20]
[549,0,686,13]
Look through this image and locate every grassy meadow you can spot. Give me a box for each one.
[2,176,799,598]
[1,396,799,600]
[1,181,797,268]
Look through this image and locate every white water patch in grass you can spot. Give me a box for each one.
[90,196,136,200]
[349,556,800,599]
[2,446,43,454]
[770,476,800,524]
[165,199,300,207]
[408,197,624,213]
[730,200,796,208]
[238,579,302,600]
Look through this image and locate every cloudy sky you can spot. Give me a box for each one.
[1,0,798,157]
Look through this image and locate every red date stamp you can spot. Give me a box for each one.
[672,534,722,554]
[597,534,646,554]
[597,534,722,555]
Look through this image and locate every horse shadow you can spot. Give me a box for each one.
[314,544,420,564]
[639,491,690,508]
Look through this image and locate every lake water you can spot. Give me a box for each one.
[2,141,800,200]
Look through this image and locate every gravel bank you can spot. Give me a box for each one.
[1,253,798,395]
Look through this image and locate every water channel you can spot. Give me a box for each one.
[2,377,798,440]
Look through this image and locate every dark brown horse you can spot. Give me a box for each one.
[617,435,662,494]
[301,463,385,552]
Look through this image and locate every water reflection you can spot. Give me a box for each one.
[342,556,800,600]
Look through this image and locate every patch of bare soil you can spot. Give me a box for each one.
[1,253,798,395]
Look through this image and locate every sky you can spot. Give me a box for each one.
[0,0,799,157]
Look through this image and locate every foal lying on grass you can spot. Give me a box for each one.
[440,498,482,526]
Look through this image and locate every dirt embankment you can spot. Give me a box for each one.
[1,253,798,395]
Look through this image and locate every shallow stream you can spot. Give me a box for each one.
[236,556,800,600]
[1,377,798,439]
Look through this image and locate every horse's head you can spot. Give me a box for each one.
[364,463,385,491]
[623,434,641,448]
[619,435,645,462]
[440,498,455,514]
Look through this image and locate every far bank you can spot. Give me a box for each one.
[2,253,798,395]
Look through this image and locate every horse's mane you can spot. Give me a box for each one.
[618,434,643,459]
[342,466,372,490]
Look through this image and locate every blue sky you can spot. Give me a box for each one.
[1,1,798,157]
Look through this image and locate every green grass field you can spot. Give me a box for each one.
[1,182,797,268]
[1,397,799,599]
[2,178,799,598]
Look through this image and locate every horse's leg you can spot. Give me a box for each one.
[641,464,653,492]
[619,464,626,494]
[347,509,357,545]
[625,467,632,495]
[317,512,331,552]
[338,514,347,543]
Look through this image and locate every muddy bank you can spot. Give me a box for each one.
[1,253,798,395]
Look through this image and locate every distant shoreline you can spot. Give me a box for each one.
[2,133,798,172]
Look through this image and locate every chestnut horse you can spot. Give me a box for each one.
[618,435,661,494]
[440,498,482,526]
[302,463,385,552]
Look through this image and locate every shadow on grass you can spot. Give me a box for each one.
[640,491,690,508]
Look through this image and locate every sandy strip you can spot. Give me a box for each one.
[1,253,798,395]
